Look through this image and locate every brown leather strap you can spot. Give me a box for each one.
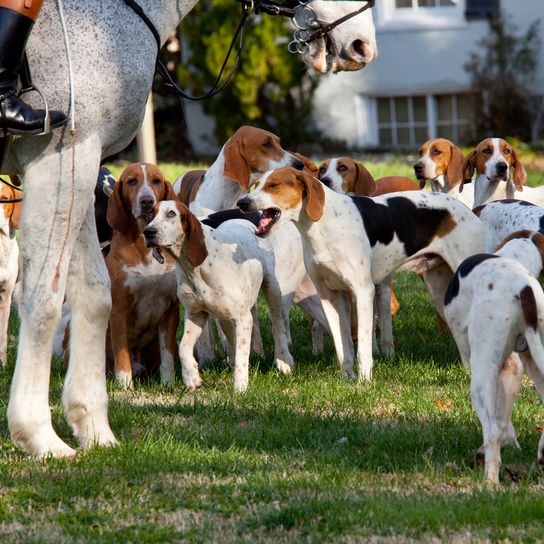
[0,0,43,20]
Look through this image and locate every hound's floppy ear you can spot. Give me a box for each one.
[461,150,477,193]
[295,170,325,221]
[223,138,250,192]
[179,203,208,267]
[446,144,466,187]
[511,148,527,191]
[292,151,319,177]
[10,187,24,230]
[419,179,426,189]
[163,180,178,202]
[107,181,132,234]
[353,162,377,196]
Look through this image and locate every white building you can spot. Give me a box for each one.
[312,0,544,149]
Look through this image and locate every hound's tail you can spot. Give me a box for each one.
[520,283,544,373]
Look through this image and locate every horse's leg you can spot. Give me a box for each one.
[63,198,117,449]
[8,143,98,457]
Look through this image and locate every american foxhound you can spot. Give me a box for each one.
[444,230,544,483]
[144,201,294,392]
[463,138,542,208]
[413,138,473,208]
[237,167,486,381]
[105,163,180,387]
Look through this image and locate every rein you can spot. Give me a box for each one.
[124,0,376,101]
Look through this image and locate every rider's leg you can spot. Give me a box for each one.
[0,0,67,136]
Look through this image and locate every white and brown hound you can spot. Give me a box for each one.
[473,199,544,252]
[106,163,180,387]
[413,138,473,208]
[444,231,544,483]
[0,178,22,367]
[237,167,486,381]
[173,125,304,216]
[144,201,294,392]
[462,138,543,208]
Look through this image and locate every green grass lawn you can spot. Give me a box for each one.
[2,271,544,542]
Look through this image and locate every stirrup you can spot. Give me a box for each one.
[18,83,51,135]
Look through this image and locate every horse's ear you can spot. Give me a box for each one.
[179,203,208,267]
[511,149,527,191]
[446,144,465,187]
[223,138,250,192]
[353,162,377,196]
[295,170,325,221]
[461,150,477,193]
[10,187,24,230]
[107,181,132,233]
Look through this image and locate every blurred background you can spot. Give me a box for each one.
[116,0,543,168]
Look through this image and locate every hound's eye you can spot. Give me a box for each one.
[432,148,442,156]
[338,165,348,172]
[167,210,176,218]
[152,178,162,184]
[262,139,273,149]
[127,178,137,186]
[318,166,327,174]
[503,148,511,155]
[268,183,279,189]
[483,148,492,155]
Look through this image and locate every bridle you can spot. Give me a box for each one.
[124,0,376,101]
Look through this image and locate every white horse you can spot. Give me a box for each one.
[0,0,377,458]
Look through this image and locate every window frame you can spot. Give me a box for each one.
[375,0,467,32]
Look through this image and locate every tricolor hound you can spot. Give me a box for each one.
[106,163,180,387]
[462,138,543,208]
[444,230,544,483]
[173,125,304,216]
[0,177,22,366]
[237,167,486,381]
[317,156,420,351]
[413,138,473,208]
[144,201,294,392]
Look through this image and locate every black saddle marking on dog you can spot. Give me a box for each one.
[444,253,499,306]
[202,209,262,229]
[538,215,544,234]
[498,199,535,206]
[351,196,456,256]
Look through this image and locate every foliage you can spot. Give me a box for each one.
[464,14,542,142]
[178,0,320,149]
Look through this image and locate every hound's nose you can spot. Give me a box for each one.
[143,226,157,240]
[292,158,304,170]
[320,176,332,188]
[414,163,424,177]
[237,196,251,212]
[496,162,508,174]
[139,196,154,210]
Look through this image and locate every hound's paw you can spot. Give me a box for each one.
[115,371,133,389]
[381,342,395,358]
[276,359,293,375]
[184,375,203,391]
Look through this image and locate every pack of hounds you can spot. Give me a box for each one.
[2,126,544,484]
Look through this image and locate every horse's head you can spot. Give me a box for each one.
[302,1,377,73]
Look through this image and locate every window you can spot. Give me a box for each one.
[375,93,475,148]
[375,0,465,31]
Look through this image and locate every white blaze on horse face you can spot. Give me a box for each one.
[305,1,377,73]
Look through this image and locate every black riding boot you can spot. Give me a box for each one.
[0,3,67,136]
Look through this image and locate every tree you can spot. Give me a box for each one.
[464,15,541,143]
[178,0,320,149]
